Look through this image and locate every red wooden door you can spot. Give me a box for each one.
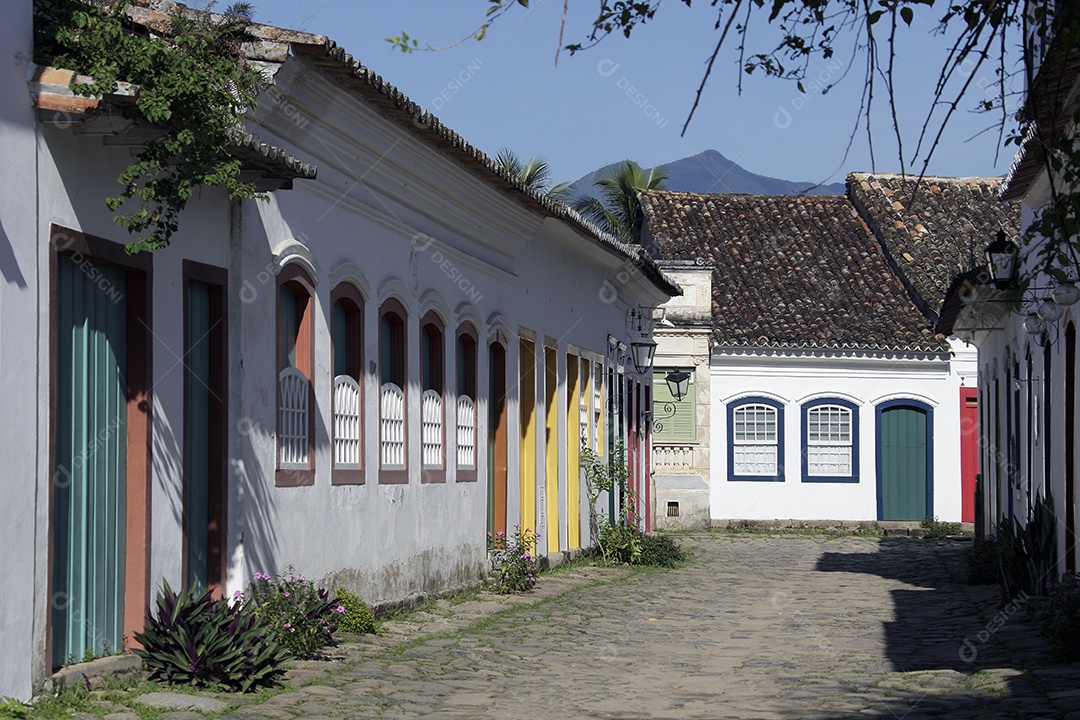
[960,388,979,523]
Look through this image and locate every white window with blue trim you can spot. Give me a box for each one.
[728,397,784,481]
[801,398,859,482]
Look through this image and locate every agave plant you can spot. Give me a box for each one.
[134,580,288,692]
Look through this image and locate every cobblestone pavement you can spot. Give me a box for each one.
[212,534,1078,720]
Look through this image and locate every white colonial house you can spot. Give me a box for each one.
[641,175,1018,526]
[0,0,677,698]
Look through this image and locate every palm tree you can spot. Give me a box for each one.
[495,147,572,202]
[571,160,668,241]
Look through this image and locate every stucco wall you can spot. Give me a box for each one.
[1,1,42,701]
[973,197,1078,572]
[710,348,970,522]
[6,33,671,696]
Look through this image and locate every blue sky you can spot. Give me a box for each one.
[251,1,1021,187]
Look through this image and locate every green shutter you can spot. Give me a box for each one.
[653,371,696,443]
[54,254,128,667]
[185,281,211,592]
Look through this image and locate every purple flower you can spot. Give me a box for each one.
[283,622,291,628]
[336,605,345,613]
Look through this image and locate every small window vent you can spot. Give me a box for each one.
[666,501,680,517]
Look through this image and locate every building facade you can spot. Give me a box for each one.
[0,1,677,698]
[939,1,1080,575]
[643,177,1016,525]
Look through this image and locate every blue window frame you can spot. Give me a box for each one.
[727,397,785,482]
[801,398,859,483]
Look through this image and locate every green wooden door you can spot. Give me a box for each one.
[54,254,128,666]
[185,281,212,592]
[879,405,928,521]
[184,272,226,595]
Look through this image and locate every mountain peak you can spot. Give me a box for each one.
[570,150,845,198]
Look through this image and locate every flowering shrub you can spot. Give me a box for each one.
[134,580,287,691]
[244,567,344,658]
[335,588,377,634]
[1039,573,1080,661]
[487,525,541,594]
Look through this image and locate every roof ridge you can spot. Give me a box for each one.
[848,171,1004,184]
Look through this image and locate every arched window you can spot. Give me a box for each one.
[276,264,315,486]
[331,284,363,484]
[456,323,479,481]
[379,299,407,483]
[420,311,445,480]
[728,397,784,482]
[801,398,859,482]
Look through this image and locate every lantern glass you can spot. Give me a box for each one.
[630,340,657,374]
[1023,314,1046,335]
[984,230,1018,290]
[1037,300,1065,322]
[664,370,691,402]
[1052,282,1080,306]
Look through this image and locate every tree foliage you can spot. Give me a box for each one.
[34,0,266,252]
[572,160,668,240]
[495,147,573,201]
[401,0,1080,284]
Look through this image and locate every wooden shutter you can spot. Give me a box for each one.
[653,371,696,443]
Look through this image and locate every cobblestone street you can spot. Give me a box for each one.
[205,535,1077,720]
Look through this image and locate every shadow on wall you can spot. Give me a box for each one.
[233,415,282,584]
[0,213,28,288]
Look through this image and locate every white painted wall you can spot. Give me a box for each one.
[0,0,42,701]
[6,37,671,696]
[710,347,971,522]
[219,54,666,604]
[972,194,1080,572]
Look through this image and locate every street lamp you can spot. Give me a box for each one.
[664,369,690,402]
[984,230,1019,291]
[630,339,657,375]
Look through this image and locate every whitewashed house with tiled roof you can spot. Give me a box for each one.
[0,0,677,698]
[642,177,1017,527]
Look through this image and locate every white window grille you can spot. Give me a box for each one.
[593,363,604,453]
[333,375,361,468]
[733,403,778,475]
[380,383,405,468]
[806,404,853,476]
[278,368,309,469]
[422,389,443,468]
[456,395,475,467]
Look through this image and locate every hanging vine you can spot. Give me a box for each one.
[34,0,266,252]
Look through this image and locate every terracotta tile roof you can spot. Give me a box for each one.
[39,0,680,298]
[28,64,317,188]
[1001,18,1080,201]
[640,191,945,352]
[286,41,679,297]
[847,173,1021,321]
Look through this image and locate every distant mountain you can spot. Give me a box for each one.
[569,149,846,199]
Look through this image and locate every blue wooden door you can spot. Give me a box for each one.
[53,254,128,666]
[879,405,930,521]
